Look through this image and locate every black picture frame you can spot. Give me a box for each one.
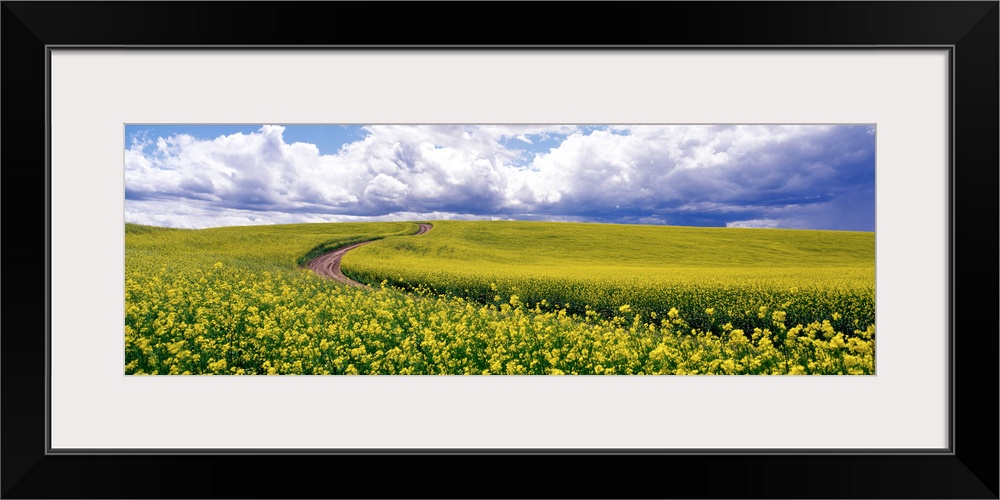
[3,2,997,498]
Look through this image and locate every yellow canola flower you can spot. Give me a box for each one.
[125,221,873,376]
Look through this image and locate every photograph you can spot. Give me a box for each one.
[125,123,876,376]
[4,0,995,496]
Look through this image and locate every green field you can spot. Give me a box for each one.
[344,220,874,335]
[125,220,875,375]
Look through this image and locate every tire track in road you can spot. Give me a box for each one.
[306,223,432,288]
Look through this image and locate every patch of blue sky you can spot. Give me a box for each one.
[125,124,368,156]
[499,134,567,165]
[280,125,367,155]
[499,126,629,166]
[126,124,260,151]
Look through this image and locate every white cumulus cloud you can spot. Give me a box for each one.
[125,124,875,230]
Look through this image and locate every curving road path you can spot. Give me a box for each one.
[306,223,432,288]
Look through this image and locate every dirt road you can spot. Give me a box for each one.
[306,223,432,288]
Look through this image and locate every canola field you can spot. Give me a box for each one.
[125,220,875,375]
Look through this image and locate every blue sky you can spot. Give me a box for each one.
[128,125,366,156]
[125,124,876,230]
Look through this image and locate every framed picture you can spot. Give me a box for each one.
[3,2,996,498]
